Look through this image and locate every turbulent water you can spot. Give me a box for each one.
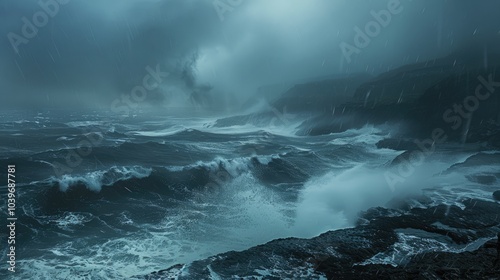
[0,110,498,279]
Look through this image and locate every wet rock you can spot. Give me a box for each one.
[376,138,418,151]
[389,149,426,167]
[273,74,371,114]
[141,199,500,279]
[342,239,500,279]
[493,190,500,201]
[447,152,500,171]
[135,264,185,280]
[467,174,497,185]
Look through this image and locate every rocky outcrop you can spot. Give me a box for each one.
[494,191,500,201]
[411,69,500,143]
[352,58,461,107]
[327,238,500,279]
[214,50,500,144]
[375,138,419,151]
[137,199,500,279]
[272,74,371,113]
[271,50,500,142]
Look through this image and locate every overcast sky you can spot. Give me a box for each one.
[1,0,499,110]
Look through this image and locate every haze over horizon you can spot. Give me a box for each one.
[1,0,499,110]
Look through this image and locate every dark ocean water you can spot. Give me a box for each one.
[0,110,498,279]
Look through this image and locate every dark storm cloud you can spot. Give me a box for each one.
[0,0,499,109]
[0,0,219,108]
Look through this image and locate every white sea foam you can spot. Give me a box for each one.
[328,124,390,146]
[359,232,453,267]
[12,174,294,279]
[56,136,75,141]
[65,121,106,127]
[359,232,492,267]
[129,125,187,137]
[9,118,498,280]
[54,212,94,230]
[203,123,301,138]
[48,166,152,192]
[292,164,394,237]
[290,149,495,238]
[166,154,279,176]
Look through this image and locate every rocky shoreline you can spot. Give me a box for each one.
[136,197,500,279]
[340,238,500,279]
[219,50,500,149]
[136,51,500,279]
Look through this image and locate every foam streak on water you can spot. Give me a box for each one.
[1,112,498,279]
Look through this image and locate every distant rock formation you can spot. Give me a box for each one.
[273,73,371,113]
[493,190,500,201]
[274,50,500,145]
[213,49,500,147]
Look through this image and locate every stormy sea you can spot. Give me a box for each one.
[1,92,500,279]
[2,0,500,279]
